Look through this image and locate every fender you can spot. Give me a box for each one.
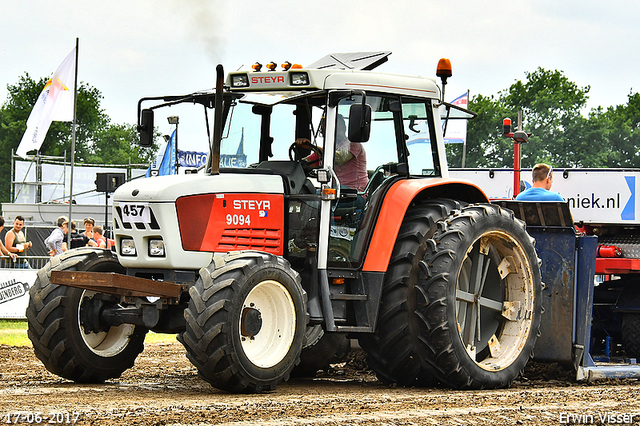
[362,178,489,273]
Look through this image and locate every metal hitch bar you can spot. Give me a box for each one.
[50,271,186,298]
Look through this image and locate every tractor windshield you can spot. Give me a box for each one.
[221,92,441,180]
[220,94,326,167]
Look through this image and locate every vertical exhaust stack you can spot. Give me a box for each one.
[210,64,224,175]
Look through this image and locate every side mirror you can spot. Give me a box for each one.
[348,103,371,142]
[139,109,154,147]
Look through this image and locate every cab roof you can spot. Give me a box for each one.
[226,68,441,102]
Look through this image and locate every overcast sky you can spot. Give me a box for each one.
[2,0,639,153]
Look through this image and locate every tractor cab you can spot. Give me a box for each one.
[220,70,450,272]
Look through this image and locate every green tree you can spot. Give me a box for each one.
[453,68,601,170]
[463,94,513,168]
[502,67,591,168]
[600,92,640,168]
[0,73,156,202]
[86,123,155,165]
[447,93,515,168]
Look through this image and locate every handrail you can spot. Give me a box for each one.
[0,255,53,270]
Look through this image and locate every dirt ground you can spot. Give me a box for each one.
[1,341,640,426]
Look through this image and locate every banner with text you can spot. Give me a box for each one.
[0,269,38,319]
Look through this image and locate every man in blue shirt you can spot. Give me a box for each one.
[516,163,564,202]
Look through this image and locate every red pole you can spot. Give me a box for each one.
[513,142,521,198]
[502,117,523,198]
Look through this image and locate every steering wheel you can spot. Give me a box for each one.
[289,140,323,165]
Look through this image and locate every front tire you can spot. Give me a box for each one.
[417,204,542,389]
[26,248,147,383]
[179,251,308,393]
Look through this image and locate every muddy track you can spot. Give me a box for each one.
[1,342,639,425]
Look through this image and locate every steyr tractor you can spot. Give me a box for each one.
[27,52,544,392]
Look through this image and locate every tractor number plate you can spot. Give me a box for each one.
[121,202,150,223]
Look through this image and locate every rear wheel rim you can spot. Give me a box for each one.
[240,280,296,368]
[455,230,535,371]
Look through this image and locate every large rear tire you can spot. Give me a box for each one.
[26,248,147,383]
[622,313,640,358]
[417,204,542,389]
[179,251,308,393]
[359,199,463,386]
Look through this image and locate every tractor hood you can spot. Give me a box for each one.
[114,173,286,203]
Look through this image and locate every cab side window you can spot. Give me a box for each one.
[402,98,440,177]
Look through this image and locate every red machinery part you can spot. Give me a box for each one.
[596,244,622,258]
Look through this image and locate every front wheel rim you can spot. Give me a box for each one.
[78,290,136,357]
[240,280,296,368]
[455,230,535,372]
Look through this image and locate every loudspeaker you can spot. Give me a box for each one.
[95,173,125,193]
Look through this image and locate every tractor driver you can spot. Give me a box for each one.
[296,114,368,192]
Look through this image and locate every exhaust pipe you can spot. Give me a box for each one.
[210,64,224,175]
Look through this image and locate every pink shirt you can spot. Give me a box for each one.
[335,142,368,192]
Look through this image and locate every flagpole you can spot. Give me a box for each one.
[67,38,79,247]
[461,89,469,168]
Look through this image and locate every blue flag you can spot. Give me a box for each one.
[145,130,177,177]
[145,150,162,177]
[158,130,177,176]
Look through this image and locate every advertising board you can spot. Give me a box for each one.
[449,168,639,224]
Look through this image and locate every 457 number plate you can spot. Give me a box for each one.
[120,202,150,223]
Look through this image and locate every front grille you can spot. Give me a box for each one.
[218,228,282,253]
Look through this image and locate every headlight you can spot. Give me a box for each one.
[231,74,249,88]
[149,239,165,257]
[120,238,136,256]
[290,72,309,86]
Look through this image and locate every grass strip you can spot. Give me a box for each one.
[0,320,175,347]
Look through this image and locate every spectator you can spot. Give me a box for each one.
[82,217,96,241]
[44,216,69,257]
[69,221,98,249]
[0,217,18,263]
[93,226,107,249]
[515,163,565,202]
[4,215,32,268]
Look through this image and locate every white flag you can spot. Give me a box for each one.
[16,47,76,158]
